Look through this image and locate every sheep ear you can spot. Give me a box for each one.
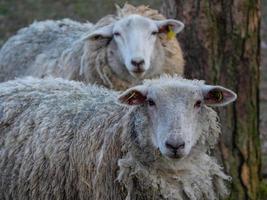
[156,19,184,34]
[202,85,237,107]
[115,4,123,17]
[118,86,147,105]
[82,24,114,40]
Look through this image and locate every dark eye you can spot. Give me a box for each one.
[92,35,101,40]
[148,99,156,106]
[194,100,202,108]
[151,31,158,35]
[114,32,121,37]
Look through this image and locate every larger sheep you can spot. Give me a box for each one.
[0,4,184,90]
[0,75,237,200]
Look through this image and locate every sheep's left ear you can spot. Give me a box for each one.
[81,24,114,40]
[156,19,184,34]
[118,86,147,105]
[202,85,237,107]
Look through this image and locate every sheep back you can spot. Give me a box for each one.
[0,77,127,200]
[0,19,93,82]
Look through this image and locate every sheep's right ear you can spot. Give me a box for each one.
[81,24,114,40]
[118,86,147,105]
[202,85,237,107]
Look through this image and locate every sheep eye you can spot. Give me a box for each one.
[93,35,101,40]
[194,100,202,108]
[147,99,156,106]
[114,32,121,37]
[151,31,158,36]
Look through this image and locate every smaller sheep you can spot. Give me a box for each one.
[0,75,236,200]
[0,4,184,90]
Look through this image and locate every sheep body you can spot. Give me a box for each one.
[0,4,184,90]
[0,76,232,200]
[0,19,92,82]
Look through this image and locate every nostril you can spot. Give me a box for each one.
[131,60,136,66]
[165,141,174,150]
[165,140,185,151]
[139,59,145,65]
[178,142,185,149]
[131,58,145,67]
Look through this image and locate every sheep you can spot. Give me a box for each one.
[0,4,184,90]
[0,75,237,200]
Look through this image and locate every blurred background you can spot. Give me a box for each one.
[261,0,267,180]
[0,0,266,199]
[0,0,162,45]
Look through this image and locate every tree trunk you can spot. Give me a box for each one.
[161,0,261,199]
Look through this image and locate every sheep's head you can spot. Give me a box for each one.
[118,77,237,160]
[83,15,184,80]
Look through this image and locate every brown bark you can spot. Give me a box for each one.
[161,0,261,199]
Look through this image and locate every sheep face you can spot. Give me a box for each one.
[85,15,184,81]
[119,79,237,160]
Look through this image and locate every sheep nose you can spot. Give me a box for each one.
[131,58,145,67]
[165,140,185,152]
[131,58,145,73]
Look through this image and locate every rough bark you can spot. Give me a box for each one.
[161,0,261,199]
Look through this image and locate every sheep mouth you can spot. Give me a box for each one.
[167,154,183,160]
[130,70,146,79]
[164,151,185,160]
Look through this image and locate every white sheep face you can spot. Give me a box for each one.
[119,78,237,160]
[85,15,184,80]
[112,15,159,78]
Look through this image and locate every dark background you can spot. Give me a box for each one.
[260,0,267,177]
[0,0,162,45]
